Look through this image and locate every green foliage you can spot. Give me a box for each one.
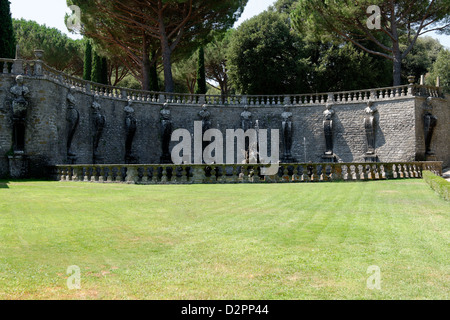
[270,0,297,14]
[100,57,108,85]
[309,42,392,92]
[423,170,450,201]
[427,48,450,93]
[227,10,391,95]
[204,30,233,96]
[0,180,449,299]
[402,37,444,83]
[12,19,83,75]
[228,11,308,95]
[0,0,15,59]
[195,47,207,95]
[173,52,198,94]
[91,51,102,84]
[118,74,143,90]
[83,41,92,81]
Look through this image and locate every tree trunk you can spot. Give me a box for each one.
[161,38,174,93]
[149,51,159,92]
[141,36,151,91]
[393,52,402,86]
[391,12,402,87]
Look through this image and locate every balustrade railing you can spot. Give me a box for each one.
[1,57,444,105]
[55,161,442,185]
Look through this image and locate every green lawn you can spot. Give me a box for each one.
[0,180,448,300]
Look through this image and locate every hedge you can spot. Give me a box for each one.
[423,170,450,201]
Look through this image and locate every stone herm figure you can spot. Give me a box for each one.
[423,97,437,156]
[10,75,29,120]
[160,103,173,164]
[364,101,377,155]
[10,75,30,153]
[124,100,137,162]
[281,106,294,162]
[323,104,335,155]
[241,105,253,159]
[198,104,212,159]
[199,104,211,133]
[241,105,252,132]
[92,96,106,162]
[66,87,80,160]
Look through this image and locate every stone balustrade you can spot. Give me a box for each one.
[55,161,442,185]
[1,57,445,107]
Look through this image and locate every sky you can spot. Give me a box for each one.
[9,0,450,48]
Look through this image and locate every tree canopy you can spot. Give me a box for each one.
[228,11,308,95]
[292,0,450,86]
[0,0,16,59]
[68,0,248,92]
[427,48,450,92]
[13,19,83,75]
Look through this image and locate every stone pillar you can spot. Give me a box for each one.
[125,166,138,184]
[7,155,28,179]
[13,45,24,75]
[192,166,205,184]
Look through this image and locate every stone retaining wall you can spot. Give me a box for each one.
[0,58,449,179]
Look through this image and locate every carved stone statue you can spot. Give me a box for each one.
[241,105,252,132]
[281,106,294,162]
[199,104,211,133]
[423,97,437,156]
[323,104,335,155]
[66,87,80,161]
[10,75,30,153]
[240,105,253,159]
[124,100,137,163]
[160,103,173,164]
[91,96,106,162]
[364,101,377,155]
[199,104,211,159]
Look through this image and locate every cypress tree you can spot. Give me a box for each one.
[83,40,92,81]
[0,0,16,59]
[91,51,102,83]
[100,57,108,85]
[195,46,207,95]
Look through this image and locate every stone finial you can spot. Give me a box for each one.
[15,45,20,59]
[408,75,415,85]
[34,49,44,60]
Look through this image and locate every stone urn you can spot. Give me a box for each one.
[34,49,44,60]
